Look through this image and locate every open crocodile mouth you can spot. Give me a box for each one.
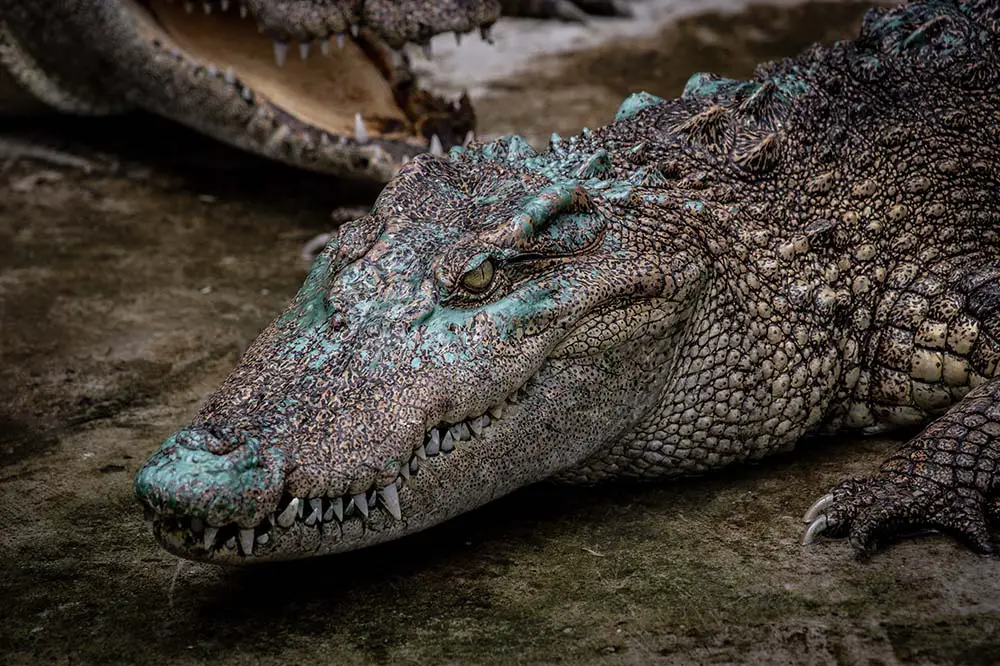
[145,375,537,560]
[127,0,477,167]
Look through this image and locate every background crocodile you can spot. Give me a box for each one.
[133,0,1000,563]
[0,0,628,182]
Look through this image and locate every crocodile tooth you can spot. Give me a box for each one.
[276,498,299,528]
[224,66,235,83]
[320,39,331,56]
[304,497,322,525]
[414,443,426,459]
[469,416,484,437]
[298,42,310,59]
[331,496,344,521]
[430,134,444,155]
[410,458,420,474]
[426,430,441,456]
[336,33,345,50]
[190,517,204,534]
[379,484,402,520]
[399,462,411,481]
[322,500,335,522]
[441,429,455,453]
[203,526,218,550]
[255,532,269,545]
[265,124,290,150]
[391,50,405,67]
[456,422,470,441]
[354,113,369,143]
[463,130,475,147]
[353,492,369,518]
[350,23,359,37]
[273,41,288,68]
[239,528,254,554]
[489,404,503,419]
[225,536,236,550]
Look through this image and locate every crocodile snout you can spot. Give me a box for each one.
[134,425,286,530]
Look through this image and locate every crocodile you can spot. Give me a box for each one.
[0,0,628,181]
[135,0,1000,564]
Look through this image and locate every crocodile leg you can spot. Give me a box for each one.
[805,378,1000,555]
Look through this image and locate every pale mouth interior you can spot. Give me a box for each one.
[135,0,417,142]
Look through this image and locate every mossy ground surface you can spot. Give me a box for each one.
[2,3,998,664]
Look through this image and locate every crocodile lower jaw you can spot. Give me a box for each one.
[145,376,538,562]
[128,0,475,168]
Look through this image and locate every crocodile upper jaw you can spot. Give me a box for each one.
[127,0,475,175]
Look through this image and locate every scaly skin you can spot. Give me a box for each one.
[0,0,627,181]
[135,0,1000,563]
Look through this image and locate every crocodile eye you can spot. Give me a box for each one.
[459,259,495,294]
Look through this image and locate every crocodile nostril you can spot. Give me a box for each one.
[173,426,222,451]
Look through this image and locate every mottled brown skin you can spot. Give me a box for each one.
[132,0,1000,564]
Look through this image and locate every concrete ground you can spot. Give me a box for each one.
[2,2,999,664]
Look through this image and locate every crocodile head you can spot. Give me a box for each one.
[135,130,711,562]
[4,0,500,180]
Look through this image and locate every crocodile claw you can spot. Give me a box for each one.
[801,477,997,556]
[802,493,834,524]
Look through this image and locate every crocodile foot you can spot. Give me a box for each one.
[803,379,1000,556]
[500,0,633,21]
[803,477,996,556]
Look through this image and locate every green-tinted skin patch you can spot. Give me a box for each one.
[614,91,667,121]
[135,432,285,528]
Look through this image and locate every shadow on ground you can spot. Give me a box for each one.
[2,3,998,664]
